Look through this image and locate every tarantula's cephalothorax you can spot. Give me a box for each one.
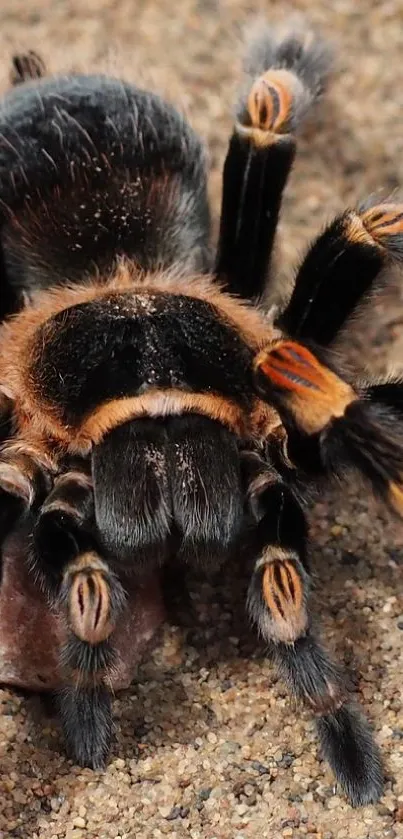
[0,25,402,806]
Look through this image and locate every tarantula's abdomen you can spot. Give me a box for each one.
[21,290,257,448]
[0,74,210,293]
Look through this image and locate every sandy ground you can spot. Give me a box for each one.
[0,0,403,837]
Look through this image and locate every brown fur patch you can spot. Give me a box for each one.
[361,203,403,242]
[0,439,56,504]
[255,341,356,434]
[388,481,403,515]
[346,204,403,250]
[79,390,248,451]
[247,69,294,134]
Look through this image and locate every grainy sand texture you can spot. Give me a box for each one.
[0,1,402,838]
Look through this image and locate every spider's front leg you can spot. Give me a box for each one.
[32,461,126,769]
[244,459,383,805]
[0,436,56,541]
[215,23,331,300]
[254,339,403,514]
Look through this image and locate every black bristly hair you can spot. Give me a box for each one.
[0,68,211,307]
[92,415,243,572]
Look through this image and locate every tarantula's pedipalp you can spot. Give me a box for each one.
[246,470,383,806]
[215,24,332,301]
[32,463,126,768]
[254,340,403,513]
[10,51,47,87]
[280,200,403,346]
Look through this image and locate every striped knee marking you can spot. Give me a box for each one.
[66,553,116,645]
[237,69,300,147]
[255,341,355,434]
[346,203,403,250]
[256,548,308,643]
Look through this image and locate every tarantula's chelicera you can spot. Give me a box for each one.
[0,26,402,807]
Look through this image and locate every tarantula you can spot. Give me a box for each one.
[0,26,402,807]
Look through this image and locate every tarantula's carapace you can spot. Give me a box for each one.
[0,23,402,807]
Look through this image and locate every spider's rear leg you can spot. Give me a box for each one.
[254,340,403,514]
[279,200,403,346]
[32,464,125,769]
[246,466,383,805]
[10,51,47,86]
[215,23,331,300]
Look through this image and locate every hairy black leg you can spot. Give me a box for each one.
[246,467,383,805]
[0,440,55,540]
[10,51,47,86]
[215,23,331,300]
[57,550,125,769]
[32,463,125,768]
[279,199,403,346]
[254,340,403,514]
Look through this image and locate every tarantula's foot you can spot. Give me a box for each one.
[57,683,113,770]
[254,340,355,434]
[317,703,384,807]
[271,633,383,804]
[10,51,47,86]
[247,546,309,643]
